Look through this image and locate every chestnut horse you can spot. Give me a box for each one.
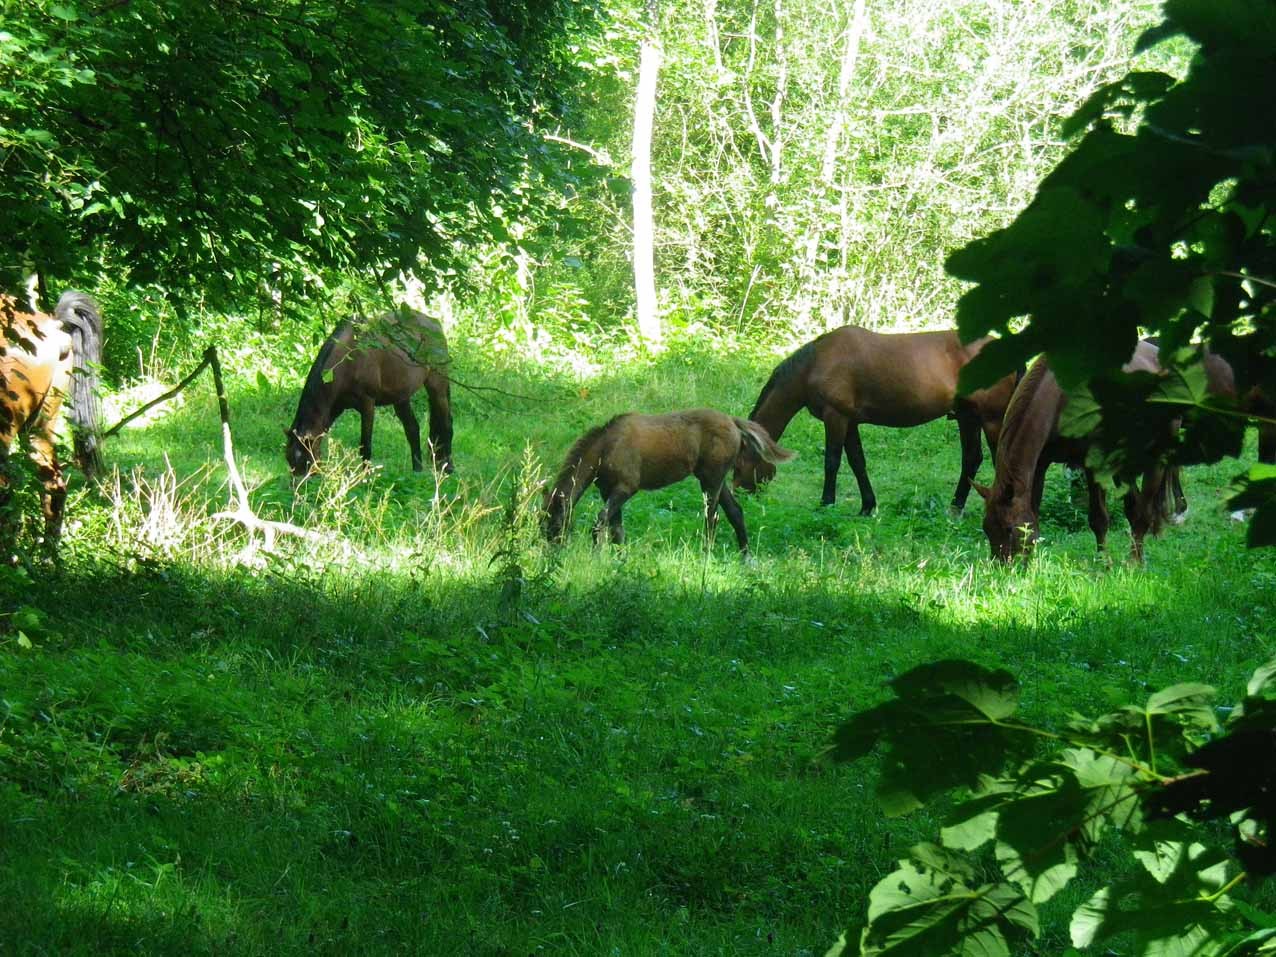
[0,291,104,546]
[286,306,453,479]
[976,342,1176,562]
[734,326,1018,514]
[544,409,795,553]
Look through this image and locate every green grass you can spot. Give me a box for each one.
[3,331,1274,955]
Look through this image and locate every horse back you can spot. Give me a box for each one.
[607,409,735,490]
[809,326,966,425]
[328,309,448,402]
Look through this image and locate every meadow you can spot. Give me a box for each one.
[2,327,1274,955]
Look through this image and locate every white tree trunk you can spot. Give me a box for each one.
[632,34,663,345]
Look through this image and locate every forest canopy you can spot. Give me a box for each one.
[0,0,602,307]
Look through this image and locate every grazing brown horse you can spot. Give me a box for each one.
[0,291,104,546]
[734,326,1018,514]
[1160,352,1276,520]
[740,326,1015,512]
[286,306,453,479]
[544,409,795,553]
[976,342,1175,562]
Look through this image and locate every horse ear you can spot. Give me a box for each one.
[972,482,992,502]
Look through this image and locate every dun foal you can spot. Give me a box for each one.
[545,409,794,553]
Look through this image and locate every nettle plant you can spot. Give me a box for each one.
[829,659,1276,956]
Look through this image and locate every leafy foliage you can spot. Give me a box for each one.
[0,0,602,307]
[948,0,1276,536]
[832,658,1276,956]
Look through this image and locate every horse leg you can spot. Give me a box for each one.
[820,412,847,506]
[393,401,424,472]
[1125,465,1166,563]
[28,433,66,551]
[1260,422,1276,465]
[844,423,876,515]
[426,372,455,473]
[951,404,984,515]
[593,486,633,546]
[1168,466,1188,525]
[357,397,376,462]
[1085,470,1110,555]
[716,483,750,553]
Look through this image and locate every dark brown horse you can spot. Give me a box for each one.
[976,342,1175,562]
[734,326,1018,514]
[286,306,453,479]
[545,409,795,553]
[1160,352,1276,520]
[0,291,104,546]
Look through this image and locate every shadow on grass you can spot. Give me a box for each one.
[4,538,1273,953]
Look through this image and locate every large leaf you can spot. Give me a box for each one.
[833,662,1027,816]
[1073,683,1218,772]
[858,846,1037,957]
[1070,839,1238,954]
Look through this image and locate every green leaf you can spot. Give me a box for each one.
[1246,660,1276,700]
[833,661,1027,816]
[1061,72,1175,138]
[15,631,32,650]
[49,4,79,21]
[1070,839,1237,953]
[859,849,1037,957]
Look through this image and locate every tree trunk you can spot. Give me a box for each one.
[632,30,663,346]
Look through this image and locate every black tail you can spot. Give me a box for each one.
[56,291,104,478]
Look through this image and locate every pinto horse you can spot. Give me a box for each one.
[286,306,453,479]
[0,291,104,546]
[976,342,1177,562]
[734,326,1018,514]
[544,409,795,553]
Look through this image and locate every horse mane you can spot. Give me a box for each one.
[999,354,1050,437]
[550,416,623,496]
[55,290,104,477]
[749,337,821,419]
[291,323,348,429]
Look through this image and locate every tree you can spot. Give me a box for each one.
[630,0,663,344]
[949,0,1276,540]
[0,0,602,310]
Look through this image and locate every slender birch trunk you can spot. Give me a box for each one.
[632,20,663,346]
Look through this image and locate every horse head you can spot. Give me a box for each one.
[542,486,570,542]
[733,443,777,492]
[284,427,322,479]
[975,482,1038,562]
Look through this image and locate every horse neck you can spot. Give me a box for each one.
[550,426,607,510]
[292,380,337,436]
[992,363,1063,501]
[750,376,804,440]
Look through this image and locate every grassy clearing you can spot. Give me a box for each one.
[3,332,1274,955]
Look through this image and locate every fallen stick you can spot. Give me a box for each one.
[200,347,328,549]
[101,345,327,550]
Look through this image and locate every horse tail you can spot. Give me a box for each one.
[56,291,104,478]
[544,419,614,539]
[733,417,796,465]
